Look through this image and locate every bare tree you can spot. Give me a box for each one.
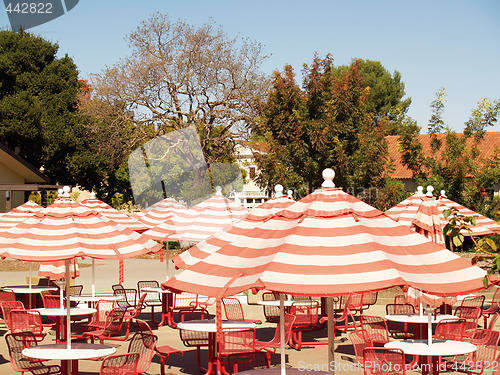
[91,13,269,163]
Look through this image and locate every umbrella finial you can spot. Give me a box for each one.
[90,191,96,199]
[58,188,63,197]
[274,184,284,198]
[215,186,223,195]
[62,186,71,197]
[440,190,447,198]
[321,168,336,188]
[416,186,424,196]
[426,185,434,197]
[287,189,293,199]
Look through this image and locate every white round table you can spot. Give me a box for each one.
[23,342,116,375]
[70,294,122,307]
[385,313,457,324]
[385,339,476,375]
[33,307,96,342]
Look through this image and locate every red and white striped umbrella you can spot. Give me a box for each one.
[0,188,162,262]
[385,186,445,244]
[175,186,249,244]
[80,194,148,233]
[38,259,79,280]
[0,200,43,231]
[164,171,492,299]
[132,197,187,229]
[173,184,295,270]
[438,190,500,236]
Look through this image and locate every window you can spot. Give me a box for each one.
[249,167,256,180]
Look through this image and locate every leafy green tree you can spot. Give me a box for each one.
[0,29,83,184]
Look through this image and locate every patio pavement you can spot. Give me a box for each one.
[0,258,497,374]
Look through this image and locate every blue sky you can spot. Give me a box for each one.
[1,0,499,132]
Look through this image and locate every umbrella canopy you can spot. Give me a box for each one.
[132,197,187,229]
[174,186,249,244]
[164,170,492,299]
[0,200,43,231]
[80,193,148,233]
[38,259,79,280]
[173,184,295,270]
[0,188,162,262]
[438,190,500,236]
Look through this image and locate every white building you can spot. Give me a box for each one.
[231,142,270,209]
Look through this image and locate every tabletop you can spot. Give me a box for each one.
[385,339,476,356]
[23,342,116,360]
[140,286,172,294]
[257,300,304,307]
[385,314,457,324]
[3,285,58,293]
[33,307,97,316]
[177,319,256,332]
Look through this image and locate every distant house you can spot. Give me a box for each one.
[0,143,52,212]
[232,141,270,209]
[386,132,500,194]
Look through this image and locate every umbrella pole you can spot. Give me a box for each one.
[327,297,335,375]
[65,259,73,375]
[165,241,170,280]
[92,258,95,298]
[280,293,285,375]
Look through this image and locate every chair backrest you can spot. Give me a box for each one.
[1,301,25,329]
[100,352,140,375]
[467,329,500,369]
[261,292,280,323]
[270,313,296,346]
[91,300,118,329]
[348,329,374,367]
[4,332,49,373]
[111,284,125,293]
[434,318,466,341]
[179,327,210,348]
[362,315,390,345]
[222,297,245,321]
[9,309,44,337]
[290,300,320,329]
[69,285,83,296]
[136,319,154,335]
[128,332,158,373]
[362,291,378,309]
[173,292,198,310]
[363,347,406,375]
[102,306,127,336]
[461,295,485,309]
[115,288,138,309]
[41,292,63,309]
[0,289,16,302]
[137,280,161,306]
[385,303,415,315]
[455,305,482,338]
[219,328,256,357]
[126,293,147,320]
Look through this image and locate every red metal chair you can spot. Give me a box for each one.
[361,315,390,346]
[178,311,211,373]
[167,292,207,328]
[289,300,326,350]
[0,300,24,330]
[127,331,158,374]
[0,288,16,327]
[81,306,127,343]
[99,352,140,375]
[446,328,500,375]
[114,288,138,310]
[219,328,258,375]
[255,313,296,366]
[348,329,374,369]
[434,318,466,341]
[363,346,406,375]
[455,305,482,340]
[385,303,416,340]
[121,293,147,340]
[482,289,500,327]
[73,299,117,336]
[261,292,281,323]
[137,280,163,323]
[136,319,184,375]
[5,332,61,374]
[222,297,262,324]
[9,309,46,342]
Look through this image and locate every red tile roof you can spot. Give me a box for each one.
[386,132,500,179]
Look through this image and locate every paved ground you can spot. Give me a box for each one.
[0,259,497,375]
